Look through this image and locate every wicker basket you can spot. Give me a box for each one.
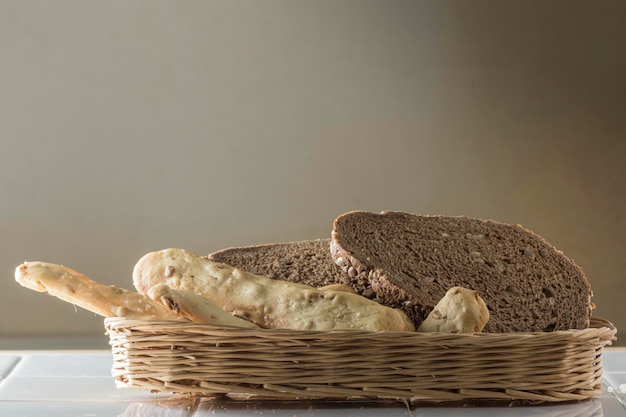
[105,317,616,403]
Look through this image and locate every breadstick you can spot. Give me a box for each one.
[147,284,258,328]
[317,283,356,294]
[133,248,415,332]
[417,286,490,333]
[15,261,181,320]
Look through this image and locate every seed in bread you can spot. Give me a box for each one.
[147,284,258,328]
[417,287,490,333]
[15,261,180,320]
[133,248,415,332]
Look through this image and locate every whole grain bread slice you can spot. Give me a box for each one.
[330,210,593,332]
[208,239,351,290]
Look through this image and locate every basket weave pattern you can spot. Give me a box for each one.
[105,317,615,402]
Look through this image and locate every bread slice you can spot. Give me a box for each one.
[208,239,352,290]
[330,210,593,332]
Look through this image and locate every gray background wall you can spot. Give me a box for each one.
[1,0,624,347]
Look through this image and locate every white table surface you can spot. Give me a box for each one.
[0,348,624,417]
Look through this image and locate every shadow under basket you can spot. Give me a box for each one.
[105,317,616,403]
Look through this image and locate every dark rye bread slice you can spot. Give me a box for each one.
[208,239,351,289]
[330,211,593,332]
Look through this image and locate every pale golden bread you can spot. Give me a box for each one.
[147,284,258,328]
[417,287,490,333]
[133,248,415,332]
[15,261,180,320]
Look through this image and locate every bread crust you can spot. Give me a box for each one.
[15,261,180,320]
[133,248,415,332]
[147,284,258,328]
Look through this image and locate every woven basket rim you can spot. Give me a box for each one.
[104,316,616,338]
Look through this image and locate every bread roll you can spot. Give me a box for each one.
[133,248,415,332]
[417,287,490,333]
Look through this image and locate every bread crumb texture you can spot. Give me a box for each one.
[331,211,592,332]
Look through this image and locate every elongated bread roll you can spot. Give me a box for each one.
[15,261,180,320]
[133,248,415,332]
[147,284,258,328]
